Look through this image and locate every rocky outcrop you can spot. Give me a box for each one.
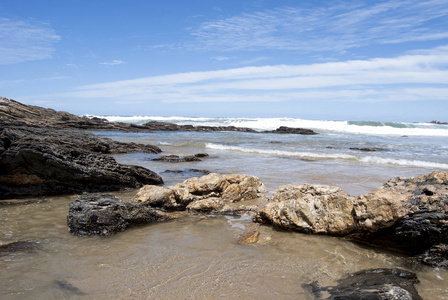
[131,173,266,214]
[143,121,257,133]
[263,126,318,135]
[67,194,171,236]
[256,184,356,235]
[0,97,257,133]
[0,126,163,199]
[1,97,318,134]
[256,171,448,268]
[308,268,422,300]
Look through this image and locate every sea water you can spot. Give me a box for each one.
[1,117,448,299]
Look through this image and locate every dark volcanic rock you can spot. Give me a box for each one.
[351,212,448,255]
[417,244,448,268]
[263,126,318,135]
[0,126,163,199]
[349,147,384,152]
[152,154,202,162]
[67,194,170,236]
[163,169,210,175]
[308,268,422,300]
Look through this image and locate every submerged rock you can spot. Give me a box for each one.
[0,126,163,199]
[131,173,266,214]
[308,268,422,300]
[67,193,170,236]
[0,241,42,256]
[53,280,86,296]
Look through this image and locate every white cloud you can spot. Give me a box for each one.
[99,59,125,66]
[0,18,60,65]
[58,45,448,104]
[187,0,448,52]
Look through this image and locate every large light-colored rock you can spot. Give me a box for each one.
[131,173,266,212]
[256,184,356,235]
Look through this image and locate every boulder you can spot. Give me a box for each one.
[308,268,422,300]
[67,194,170,236]
[0,126,163,199]
[256,184,356,235]
[131,173,266,214]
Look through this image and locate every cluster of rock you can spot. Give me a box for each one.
[255,171,448,269]
[66,171,448,298]
[67,173,266,236]
[67,170,448,272]
[0,126,163,199]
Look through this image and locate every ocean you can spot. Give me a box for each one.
[93,116,448,195]
[2,116,448,299]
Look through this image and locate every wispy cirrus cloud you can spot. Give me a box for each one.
[187,0,448,52]
[99,59,125,66]
[56,45,448,104]
[0,18,60,65]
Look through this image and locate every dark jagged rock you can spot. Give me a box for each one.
[349,147,385,152]
[308,268,422,300]
[0,126,163,199]
[152,154,203,162]
[163,169,210,175]
[350,212,448,255]
[263,126,318,135]
[417,244,448,268]
[67,194,170,236]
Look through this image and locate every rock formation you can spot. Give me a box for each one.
[1,97,318,134]
[256,171,448,268]
[131,173,266,214]
[0,97,257,133]
[0,126,163,199]
[67,193,171,236]
[256,184,356,235]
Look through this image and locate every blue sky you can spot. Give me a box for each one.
[1,0,447,121]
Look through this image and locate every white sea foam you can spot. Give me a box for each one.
[359,156,448,169]
[206,143,355,160]
[205,143,448,169]
[86,115,448,136]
